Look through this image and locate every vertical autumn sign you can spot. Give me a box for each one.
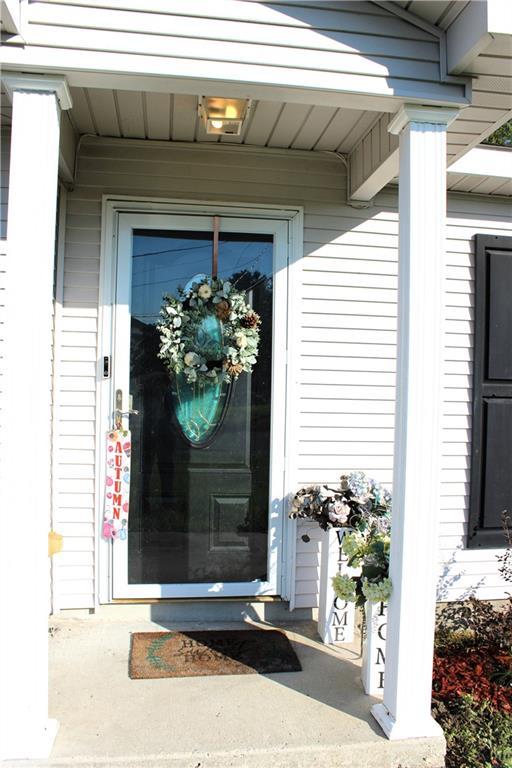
[103,429,131,540]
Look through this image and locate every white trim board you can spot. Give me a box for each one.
[96,196,303,604]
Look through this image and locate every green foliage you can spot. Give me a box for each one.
[432,696,512,768]
[436,596,512,653]
[497,512,512,584]
[483,120,512,147]
[332,527,392,608]
[434,590,512,768]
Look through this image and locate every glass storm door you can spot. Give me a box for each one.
[111,213,288,598]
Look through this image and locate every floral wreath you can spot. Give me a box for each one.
[157,276,261,385]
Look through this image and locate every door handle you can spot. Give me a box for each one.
[115,389,139,429]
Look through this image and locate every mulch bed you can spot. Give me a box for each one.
[433,646,512,714]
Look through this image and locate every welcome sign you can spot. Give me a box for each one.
[103,429,131,541]
[318,528,356,645]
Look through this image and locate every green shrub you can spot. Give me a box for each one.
[435,596,512,653]
[432,696,512,768]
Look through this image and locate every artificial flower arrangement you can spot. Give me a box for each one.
[157,277,260,385]
[290,472,392,606]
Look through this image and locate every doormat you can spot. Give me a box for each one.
[129,629,302,679]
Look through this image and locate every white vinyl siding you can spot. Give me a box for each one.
[0,129,9,489]
[0,241,5,482]
[19,1,467,105]
[55,137,512,610]
[1,128,9,241]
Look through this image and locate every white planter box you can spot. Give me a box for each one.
[361,600,387,696]
[317,528,356,645]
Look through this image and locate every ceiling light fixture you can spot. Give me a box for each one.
[198,96,252,136]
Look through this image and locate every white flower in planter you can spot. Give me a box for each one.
[327,500,350,524]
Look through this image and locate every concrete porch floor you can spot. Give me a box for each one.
[8,613,445,768]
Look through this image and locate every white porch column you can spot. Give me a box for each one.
[0,75,72,760]
[372,105,458,741]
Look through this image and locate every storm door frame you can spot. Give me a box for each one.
[96,196,303,604]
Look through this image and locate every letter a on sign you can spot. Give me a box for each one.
[103,429,131,540]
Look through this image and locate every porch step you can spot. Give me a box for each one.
[3,738,446,768]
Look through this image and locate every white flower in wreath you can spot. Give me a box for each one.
[197,283,212,300]
[235,332,248,349]
[184,351,201,367]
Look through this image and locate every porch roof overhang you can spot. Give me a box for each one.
[447,145,512,195]
[348,0,512,201]
[1,0,510,200]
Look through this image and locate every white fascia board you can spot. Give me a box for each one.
[1,0,20,34]
[0,44,470,109]
[449,146,512,179]
[447,0,512,75]
[447,1,489,75]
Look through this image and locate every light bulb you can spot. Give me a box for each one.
[211,119,224,129]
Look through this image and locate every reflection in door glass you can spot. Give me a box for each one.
[127,229,273,585]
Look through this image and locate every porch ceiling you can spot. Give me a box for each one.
[62,86,381,154]
[2,85,510,199]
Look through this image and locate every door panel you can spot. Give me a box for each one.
[111,214,287,597]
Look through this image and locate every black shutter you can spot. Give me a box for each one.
[469,235,512,548]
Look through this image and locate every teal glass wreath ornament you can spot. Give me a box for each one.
[157,273,261,446]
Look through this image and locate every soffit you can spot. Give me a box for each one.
[66,87,383,154]
[447,172,512,195]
